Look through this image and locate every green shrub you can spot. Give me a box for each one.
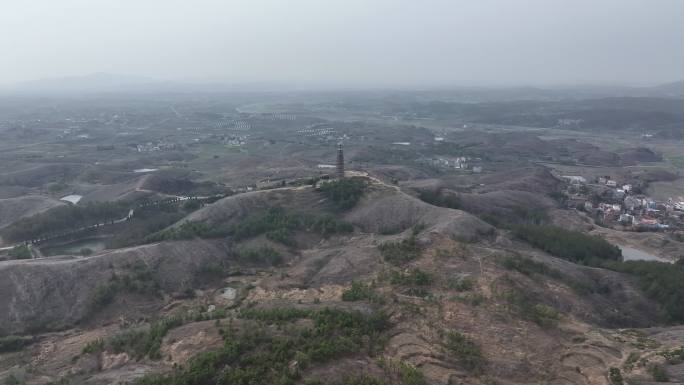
[238,307,313,323]
[650,364,669,382]
[310,215,354,237]
[106,315,184,360]
[379,236,421,265]
[513,225,621,264]
[87,264,160,314]
[502,285,561,327]
[623,352,640,369]
[195,262,225,279]
[402,287,430,298]
[447,276,476,292]
[443,331,484,372]
[397,362,426,385]
[659,347,684,363]
[318,178,367,211]
[3,375,22,385]
[603,261,684,322]
[81,339,105,354]
[454,293,485,306]
[500,255,560,278]
[418,189,461,210]
[477,206,548,229]
[237,246,283,266]
[608,367,623,385]
[342,282,376,302]
[390,268,432,286]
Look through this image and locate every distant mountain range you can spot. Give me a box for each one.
[2,73,684,98]
[1,73,300,94]
[7,73,162,93]
[651,80,684,97]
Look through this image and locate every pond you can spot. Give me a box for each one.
[42,238,108,256]
[619,245,670,263]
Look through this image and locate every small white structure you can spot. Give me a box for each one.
[563,175,587,185]
[60,194,83,204]
[619,213,634,224]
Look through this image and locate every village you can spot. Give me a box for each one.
[562,174,684,232]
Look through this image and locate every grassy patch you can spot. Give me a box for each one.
[0,335,34,353]
[87,262,160,314]
[498,279,561,328]
[83,308,226,361]
[668,156,684,169]
[146,208,353,245]
[7,245,31,260]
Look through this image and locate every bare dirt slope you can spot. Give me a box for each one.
[0,196,64,229]
[0,240,232,335]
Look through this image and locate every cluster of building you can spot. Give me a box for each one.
[222,135,248,147]
[425,156,483,173]
[563,175,684,231]
[556,118,584,128]
[297,126,336,138]
[136,141,178,152]
[267,113,297,121]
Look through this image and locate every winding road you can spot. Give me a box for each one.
[0,194,224,253]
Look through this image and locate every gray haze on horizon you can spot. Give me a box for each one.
[2,0,684,89]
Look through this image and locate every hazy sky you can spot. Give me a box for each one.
[2,0,683,88]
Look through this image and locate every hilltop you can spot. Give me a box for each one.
[1,176,682,385]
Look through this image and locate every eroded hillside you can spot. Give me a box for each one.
[0,177,682,385]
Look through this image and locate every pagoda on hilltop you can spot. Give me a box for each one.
[336,143,345,179]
